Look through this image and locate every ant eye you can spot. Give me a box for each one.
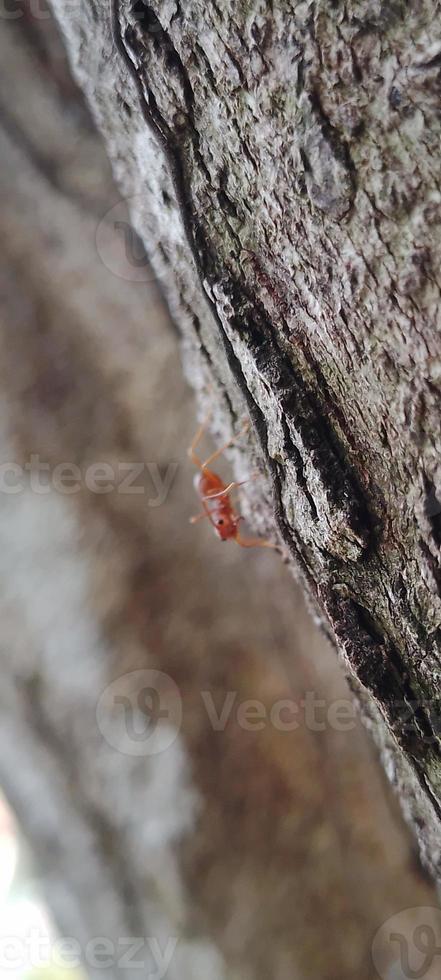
[217,519,224,526]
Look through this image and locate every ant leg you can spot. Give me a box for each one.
[202,479,247,501]
[202,468,259,501]
[191,499,218,530]
[188,411,211,469]
[201,420,250,470]
[235,531,279,550]
[189,511,210,525]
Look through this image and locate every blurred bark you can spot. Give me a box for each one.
[0,4,440,980]
[48,0,441,874]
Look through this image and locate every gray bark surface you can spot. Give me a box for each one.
[49,0,441,873]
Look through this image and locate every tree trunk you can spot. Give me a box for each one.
[48,0,441,874]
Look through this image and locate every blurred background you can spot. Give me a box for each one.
[0,3,438,979]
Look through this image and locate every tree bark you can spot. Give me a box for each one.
[48,0,441,873]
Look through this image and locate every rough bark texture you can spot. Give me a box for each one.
[47,0,441,874]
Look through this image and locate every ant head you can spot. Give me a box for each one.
[212,515,230,540]
[215,516,229,540]
[214,514,242,542]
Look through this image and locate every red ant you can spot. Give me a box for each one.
[188,414,278,549]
